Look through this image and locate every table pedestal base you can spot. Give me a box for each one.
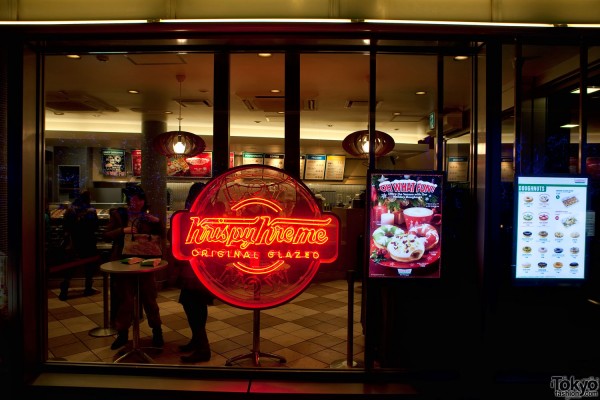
[225,310,286,367]
[114,346,162,364]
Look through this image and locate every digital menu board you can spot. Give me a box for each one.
[514,175,588,281]
[367,170,443,279]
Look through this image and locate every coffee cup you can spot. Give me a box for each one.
[403,207,441,228]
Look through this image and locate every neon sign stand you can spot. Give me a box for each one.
[171,165,340,366]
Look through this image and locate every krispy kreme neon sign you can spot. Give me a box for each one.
[171,165,339,309]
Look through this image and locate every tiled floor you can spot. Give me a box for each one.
[47,279,365,369]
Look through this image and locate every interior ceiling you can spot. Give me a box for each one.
[43,48,477,156]
[44,44,596,156]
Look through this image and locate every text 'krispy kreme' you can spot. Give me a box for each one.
[169,165,340,309]
[184,215,331,250]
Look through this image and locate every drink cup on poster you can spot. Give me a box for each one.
[403,207,441,228]
[373,204,386,226]
[381,212,395,225]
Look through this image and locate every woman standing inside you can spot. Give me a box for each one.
[173,182,214,362]
[103,186,165,350]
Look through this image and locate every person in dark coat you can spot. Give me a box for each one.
[59,190,99,300]
[174,182,214,362]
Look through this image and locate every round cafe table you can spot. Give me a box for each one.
[100,259,168,363]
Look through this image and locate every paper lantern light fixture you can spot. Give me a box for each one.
[342,129,395,158]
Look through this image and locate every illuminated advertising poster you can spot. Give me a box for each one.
[171,165,340,309]
[101,148,126,177]
[368,170,443,278]
[166,152,213,177]
[186,152,213,177]
[514,175,588,281]
[131,149,142,177]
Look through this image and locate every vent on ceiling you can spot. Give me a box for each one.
[265,113,285,122]
[390,114,423,123]
[125,54,187,66]
[344,100,381,108]
[177,99,213,108]
[46,91,118,113]
[238,93,317,112]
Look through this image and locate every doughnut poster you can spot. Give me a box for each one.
[514,175,588,280]
[368,171,443,278]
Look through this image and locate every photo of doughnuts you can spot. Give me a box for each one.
[515,175,588,280]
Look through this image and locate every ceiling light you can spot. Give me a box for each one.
[271,89,280,93]
[570,87,600,94]
[342,130,395,158]
[152,74,206,158]
[258,53,272,58]
[561,124,579,128]
[415,91,427,95]
[454,55,469,61]
[127,90,139,94]
[66,54,81,59]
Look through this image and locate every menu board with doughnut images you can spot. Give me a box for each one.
[514,175,588,281]
[367,170,443,278]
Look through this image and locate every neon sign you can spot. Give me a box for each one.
[171,165,340,309]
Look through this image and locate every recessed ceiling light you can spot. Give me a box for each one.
[363,39,370,45]
[393,112,401,116]
[271,89,280,93]
[454,55,469,61]
[258,53,272,58]
[415,91,427,95]
[66,54,81,59]
[570,86,600,94]
[127,90,139,94]
[561,124,579,128]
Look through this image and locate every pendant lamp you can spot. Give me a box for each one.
[342,129,395,158]
[152,74,206,158]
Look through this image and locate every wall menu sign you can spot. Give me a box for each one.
[514,175,588,281]
[101,148,126,177]
[324,155,345,181]
[170,165,340,310]
[304,154,327,180]
[447,156,468,182]
[264,153,285,169]
[367,170,443,279]
[242,152,265,165]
